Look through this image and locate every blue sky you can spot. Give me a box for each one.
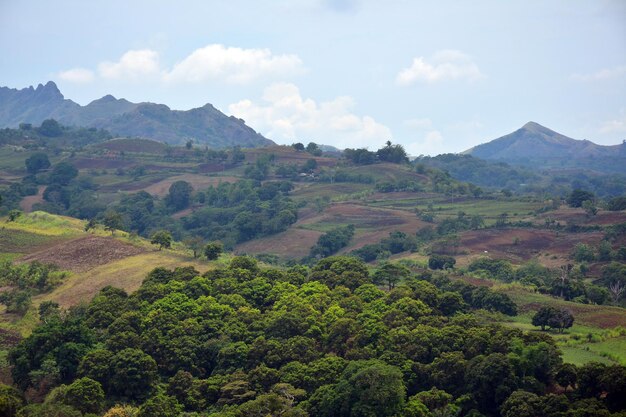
[1,0,625,154]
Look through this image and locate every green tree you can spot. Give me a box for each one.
[39,119,63,137]
[166,180,193,210]
[336,361,406,416]
[137,393,183,417]
[7,209,22,222]
[110,348,158,400]
[49,162,78,186]
[582,199,598,217]
[306,142,322,156]
[532,306,574,332]
[25,153,51,174]
[103,210,123,235]
[373,262,410,290]
[466,353,518,414]
[532,306,558,331]
[572,243,595,262]
[567,189,595,208]
[150,230,172,250]
[428,254,456,270]
[63,377,105,414]
[205,241,224,260]
[500,390,542,417]
[0,383,24,417]
[184,236,204,258]
[303,158,318,172]
[555,363,577,389]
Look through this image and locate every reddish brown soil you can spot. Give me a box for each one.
[235,228,324,259]
[237,202,430,258]
[536,207,626,226]
[198,162,237,173]
[96,138,167,153]
[72,157,135,170]
[19,186,46,212]
[19,235,145,272]
[521,302,626,329]
[459,229,555,262]
[142,175,238,196]
[457,228,609,267]
[245,146,340,168]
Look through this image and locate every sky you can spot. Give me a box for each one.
[1,0,625,155]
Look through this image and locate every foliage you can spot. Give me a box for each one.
[606,196,626,211]
[310,225,355,259]
[567,189,595,208]
[150,230,172,250]
[428,254,456,270]
[49,163,78,186]
[0,383,24,417]
[103,210,124,235]
[3,255,624,417]
[532,306,575,332]
[25,153,50,174]
[343,148,376,165]
[166,180,193,211]
[38,119,63,137]
[350,231,417,262]
[204,241,224,260]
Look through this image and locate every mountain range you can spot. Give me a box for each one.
[1,82,624,169]
[0,81,273,148]
[465,121,625,172]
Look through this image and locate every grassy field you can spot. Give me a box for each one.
[0,212,219,338]
[469,280,626,366]
[367,195,542,224]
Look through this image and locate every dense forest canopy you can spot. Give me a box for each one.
[3,256,625,417]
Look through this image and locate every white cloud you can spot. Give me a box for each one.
[164,44,303,84]
[98,49,161,80]
[228,83,391,149]
[57,67,95,83]
[60,44,303,85]
[396,49,484,85]
[599,110,626,134]
[403,117,447,155]
[406,130,445,156]
[570,65,626,82]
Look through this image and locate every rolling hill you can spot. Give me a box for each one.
[465,122,626,173]
[0,81,274,148]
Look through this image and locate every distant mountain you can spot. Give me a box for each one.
[464,122,626,173]
[0,81,274,148]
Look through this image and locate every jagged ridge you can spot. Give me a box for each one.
[0,81,274,148]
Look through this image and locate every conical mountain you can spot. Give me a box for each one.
[465,121,622,161]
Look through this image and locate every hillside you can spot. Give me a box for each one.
[0,81,273,148]
[465,122,626,173]
[415,153,626,197]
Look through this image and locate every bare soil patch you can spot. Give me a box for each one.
[235,228,323,259]
[245,146,339,168]
[537,207,626,226]
[19,186,46,212]
[96,138,168,153]
[142,174,238,196]
[460,229,555,262]
[520,301,626,329]
[20,235,145,272]
[72,157,135,170]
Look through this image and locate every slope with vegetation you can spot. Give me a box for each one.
[3,253,625,417]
